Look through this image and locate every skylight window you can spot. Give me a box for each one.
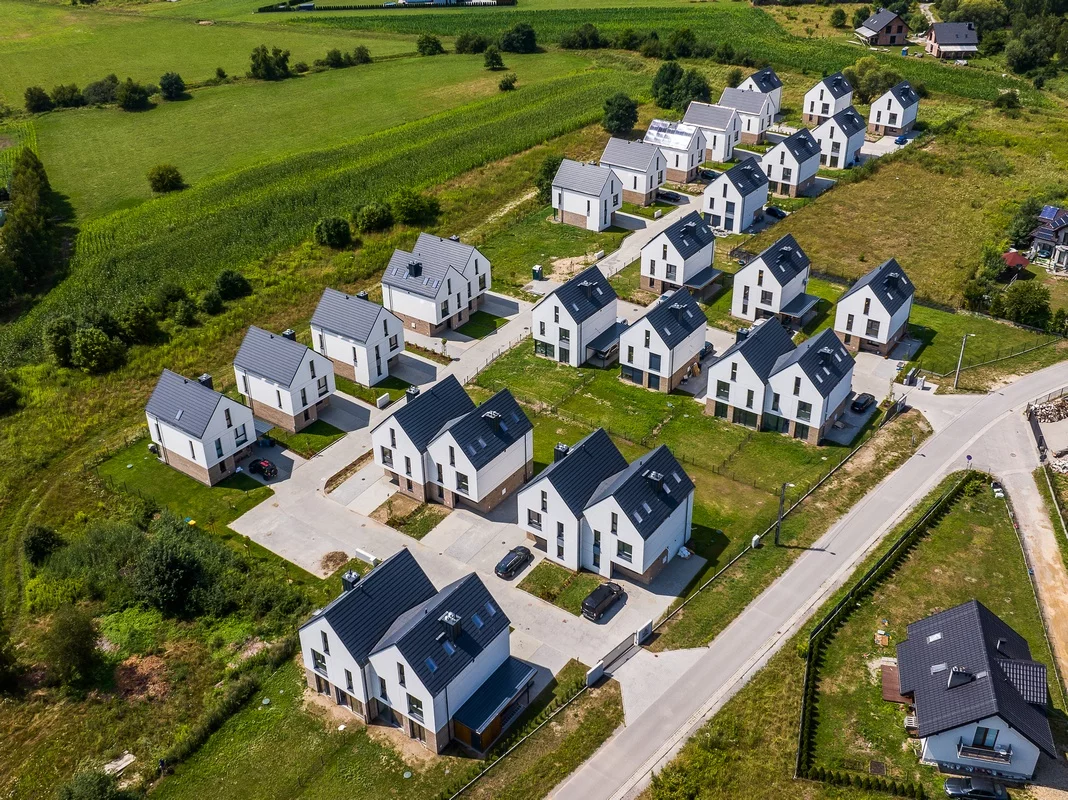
[926,632,942,643]
[642,501,652,514]
[472,613,484,629]
[484,601,497,617]
[633,510,643,524]
[175,410,184,421]
[442,640,456,656]
[931,663,947,674]
[477,437,487,448]
[426,657,438,672]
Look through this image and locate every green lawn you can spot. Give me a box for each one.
[518,560,604,615]
[607,259,659,306]
[457,309,509,339]
[268,419,345,458]
[385,501,450,540]
[335,374,410,406]
[620,200,674,220]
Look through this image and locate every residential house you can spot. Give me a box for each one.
[619,290,706,392]
[705,317,796,429]
[299,549,536,755]
[639,210,721,297]
[763,329,854,444]
[738,66,783,115]
[1029,205,1068,264]
[718,87,774,144]
[145,369,255,486]
[551,158,622,232]
[761,128,821,198]
[925,22,979,58]
[855,7,910,45]
[599,138,665,206]
[412,232,492,311]
[310,288,405,387]
[895,600,1057,782]
[813,106,867,169]
[802,73,854,125]
[425,388,534,513]
[703,157,769,234]
[730,234,819,325]
[531,266,621,367]
[868,81,920,136]
[833,259,914,355]
[682,101,740,162]
[233,326,335,433]
[644,120,705,183]
[517,428,695,584]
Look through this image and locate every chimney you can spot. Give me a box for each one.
[341,570,360,592]
[644,469,665,492]
[407,261,422,278]
[669,302,687,321]
[405,385,421,400]
[439,610,462,642]
[736,328,750,343]
[554,443,570,463]
[947,666,975,690]
[197,373,214,390]
[449,234,460,242]
[356,290,369,301]
[996,637,1007,654]
[282,329,297,342]
[482,409,502,433]
[579,279,594,299]
[818,346,834,360]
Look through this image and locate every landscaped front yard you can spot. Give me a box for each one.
[518,560,604,616]
[621,200,675,220]
[335,374,411,407]
[268,420,346,458]
[458,309,509,339]
[371,494,450,540]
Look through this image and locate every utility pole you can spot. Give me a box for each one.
[953,333,974,390]
[775,482,795,546]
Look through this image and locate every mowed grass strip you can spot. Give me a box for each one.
[519,560,603,615]
[268,419,346,458]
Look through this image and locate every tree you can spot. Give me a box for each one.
[0,373,20,417]
[651,62,685,109]
[82,74,119,105]
[215,269,251,300]
[352,45,372,64]
[842,56,902,103]
[499,22,537,53]
[830,7,847,26]
[116,78,150,111]
[147,164,185,193]
[70,327,126,374]
[535,154,564,204]
[2,148,54,290]
[602,92,638,136]
[134,528,208,618]
[58,771,133,800]
[1002,280,1051,327]
[852,6,872,29]
[498,73,518,91]
[560,23,603,50]
[417,34,446,56]
[200,289,224,315]
[313,217,352,248]
[725,67,744,88]
[355,202,393,233]
[672,68,711,111]
[159,72,186,100]
[173,299,197,327]
[117,300,159,344]
[249,45,291,80]
[455,32,490,54]
[43,315,77,367]
[1007,197,1042,247]
[666,28,696,58]
[484,45,505,70]
[1004,25,1054,73]
[50,84,85,108]
[23,524,63,566]
[322,48,346,68]
[41,605,97,686]
[24,87,53,113]
[993,90,1021,110]
[949,0,1007,35]
[390,188,440,225]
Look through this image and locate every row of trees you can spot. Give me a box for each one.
[419,22,537,59]
[24,73,185,114]
[0,149,54,302]
[315,188,442,248]
[558,23,760,67]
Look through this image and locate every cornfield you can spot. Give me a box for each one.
[0,121,37,185]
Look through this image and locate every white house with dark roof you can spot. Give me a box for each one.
[703,157,769,234]
[738,67,783,115]
[425,388,534,513]
[833,258,914,355]
[382,252,468,337]
[706,317,796,429]
[731,234,819,325]
[146,369,255,486]
[925,22,979,58]
[233,326,334,433]
[895,600,1056,782]
[855,7,910,45]
[517,428,694,584]
[600,138,665,206]
[619,290,707,393]
[412,232,492,311]
[802,73,853,126]
[299,549,534,754]
[551,159,621,232]
[717,87,774,145]
[531,266,620,367]
[761,128,821,198]
[644,120,705,183]
[310,288,404,387]
[640,210,720,297]
[813,106,866,169]
[869,81,919,136]
[682,102,740,162]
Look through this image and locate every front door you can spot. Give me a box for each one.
[559,349,570,364]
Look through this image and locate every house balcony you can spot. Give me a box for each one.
[958,739,1012,764]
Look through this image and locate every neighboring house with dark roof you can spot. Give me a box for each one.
[517,428,695,583]
[599,137,666,206]
[619,290,707,393]
[731,234,819,325]
[869,81,920,136]
[299,549,534,754]
[703,157,769,234]
[1029,205,1068,257]
[895,600,1056,782]
[310,288,405,388]
[765,329,854,444]
[925,21,979,58]
[738,67,783,115]
[532,266,620,367]
[855,7,910,45]
[760,128,821,198]
[834,259,915,355]
[644,120,705,183]
[233,326,335,433]
[145,369,255,486]
[802,72,854,125]
[705,317,795,428]
[682,101,740,162]
[425,388,534,513]
[551,158,622,232]
[412,232,492,309]
[813,106,867,169]
[718,87,775,144]
[640,211,721,297]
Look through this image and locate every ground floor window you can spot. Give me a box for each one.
[534,340,555,359]
[713,401,728,419]
[732,407,758,428]
[620,365,642,384]
[648,374,660,391]
[763,413,789,433]
[794,423,810,441]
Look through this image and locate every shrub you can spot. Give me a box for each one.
[0,626,19,694]
[830,7,847,26]
[173,299,198,327]
[117,300,159,344]
[214,66,228,83]
[499,22,537,53]
[602,92,638,135]
[215,269,252,300]
[640,37,664,59]
[24,86,54,113]
[994,90,1021,110]
[666,27,696,58]
[70,327,126,374]
[293,61,310,74]
[159,72,186,100]
[0,372,20,416]
[498,73,518,91]
[417,34,446,56]
[1002,280,1050,327]
[455,32,489,54]
[42,604,97,687]
[200,289,224,315]
[484,45,505,70]
[116,78,151,111]
[535,154,563,204]
[249,45,291,80]
[852,5,872,28]
[725,67,744,88]
[57,770,134,800]
[147,164,185,194]
[390,188,439,225]
[560,23,604,50]
[313,217,352,248]
[82,74,119,105]
[42,315,77,367]
[51,84,85,108]
[352,45,371,64]
[355,201,393,233]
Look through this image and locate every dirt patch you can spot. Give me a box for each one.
[115,655,169,701]
[0,136,14,152]
[371,493,420,523]
[227,638,267,669]
[325,449,373,494]
[320,551,350,573]
[549,254,597,279]
[462,189,537,240]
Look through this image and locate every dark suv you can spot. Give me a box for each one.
[248,458,278,479]
[494,546,532,580]
[943,777,1007,799]
[582,582,624,621]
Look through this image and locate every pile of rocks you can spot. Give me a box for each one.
[1049,458,1068,475]
[1033,398,1068,423]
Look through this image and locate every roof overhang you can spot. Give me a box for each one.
[780,292,821,318]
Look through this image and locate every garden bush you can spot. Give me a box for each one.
[313,216,352,248]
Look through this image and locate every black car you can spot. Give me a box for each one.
[582,582,624,621]
[850,393,875,413]
[494,546,532,579]
[658,190,683,203]
[699,169,717,181]
[701,341,715,359]
[248,458,278,479]
[943,777,1007,799]
[765,206,788,219]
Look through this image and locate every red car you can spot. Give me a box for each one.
[248,458,277,479]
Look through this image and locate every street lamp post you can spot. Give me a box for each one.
[775,482,795,546]
[953,334,975,390]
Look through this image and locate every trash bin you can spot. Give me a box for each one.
[901,47,908,56]
[532,264,543,280]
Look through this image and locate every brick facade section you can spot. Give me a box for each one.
[441,460,533,513]
[622,188,656,206]
[836,319,907,357]
[393,306,471,338]
[768,174,816,198]
[611,546,671,585]
[868,119,915,137]
[802,113,830,126]
[328,356,357,381]
[159,444,252,486]
[739,130,765,145]
[665,166,695,183]
[560,209,588,228]
[250,396,327,434]
[386,470,431,502]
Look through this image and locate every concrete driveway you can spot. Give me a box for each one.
[319,393,372,433]
[391,353,439,387]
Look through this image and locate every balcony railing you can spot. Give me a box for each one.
[957,739,1012,764]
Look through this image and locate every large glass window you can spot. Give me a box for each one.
[616,541,633,562]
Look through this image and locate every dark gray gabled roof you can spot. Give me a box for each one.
[816,72,853,99]
[552,159,614,197]
[233,326,311,388]
[386,375,476,452]
[859,7,903,32]
[659,211,716,260]
[301,549,437,667]
[436,388,532,470]
[383,248,456,299]
[587,445,694,540]
[718,87,772,116]
[746,67,782,92]
[714,317,795,381]
[545,265,617,325]
[413,232,477,272]
[896,600,1056,757]
[146,369,225,438]
[825,106,866,137]
[532,428,628,516]
[778,128,821,163]
[372,573,509,697]
[311,288,386,344]
[722,157,769,196]
[601,137,661,172]
[771,328,853,398]
[683,101,737,131]
[840,258,915,316]
[640,290,705,350]
[929,21,979,45]
[752,234,810,285]
[887,80,920,109]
